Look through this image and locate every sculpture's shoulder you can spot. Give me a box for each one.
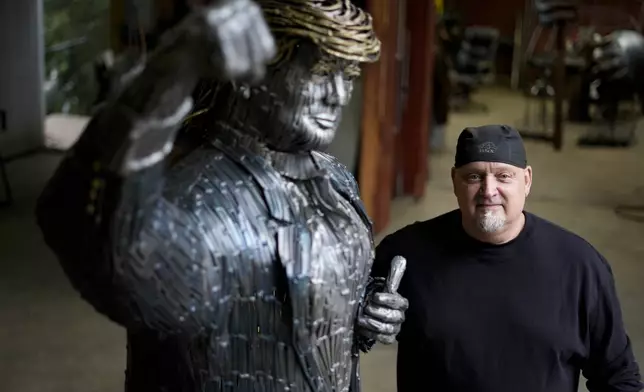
[312,151,372,231]
[162,145,275,256]
[163,147,224,200]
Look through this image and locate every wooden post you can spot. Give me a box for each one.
[359,0,401,233]
[400,0,435,198]
[373,0,401,233]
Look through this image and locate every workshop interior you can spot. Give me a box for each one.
[0,1,643,391]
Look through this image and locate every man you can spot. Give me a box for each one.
[368,125,642,391]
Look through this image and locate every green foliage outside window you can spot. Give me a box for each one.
[44,0,110,115]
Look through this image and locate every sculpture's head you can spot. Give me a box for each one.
[191,0,380,152]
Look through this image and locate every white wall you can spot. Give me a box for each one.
[0,0,46,157]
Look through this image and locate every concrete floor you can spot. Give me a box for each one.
[1,88,643,392]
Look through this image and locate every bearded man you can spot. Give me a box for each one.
[371,124,642,392]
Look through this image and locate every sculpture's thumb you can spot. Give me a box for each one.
[385,256,406,294]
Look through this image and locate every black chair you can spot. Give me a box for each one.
[451,26,500,112]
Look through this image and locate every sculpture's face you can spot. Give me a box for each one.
[234,41,359,152]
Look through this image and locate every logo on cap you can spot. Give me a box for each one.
[478,142,498,154]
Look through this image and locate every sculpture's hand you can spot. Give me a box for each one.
[37,0,276,336]
[358,256,409,345]
[174,0,276,82]
[92,0,276,174]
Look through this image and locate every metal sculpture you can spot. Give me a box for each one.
[36,1,408,391]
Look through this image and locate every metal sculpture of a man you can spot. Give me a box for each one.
[36,0,408,390]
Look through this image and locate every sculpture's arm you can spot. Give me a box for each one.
[35,62,209,335]
[36,1,275,335]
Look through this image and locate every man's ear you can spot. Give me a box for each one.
[524,166,533,196]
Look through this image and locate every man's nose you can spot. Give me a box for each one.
[480,177,498,198]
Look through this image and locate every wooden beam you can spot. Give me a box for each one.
[400,0,435,198]
[358,0,400,233]
[373,0,401,233]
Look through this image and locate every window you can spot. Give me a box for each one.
[44,0,110,115]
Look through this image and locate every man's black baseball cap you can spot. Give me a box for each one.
[454,124,527,169]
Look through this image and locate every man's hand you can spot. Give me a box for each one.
[358,256,409,344]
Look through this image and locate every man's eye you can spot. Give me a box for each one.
[498,173,512,180]
[467,174,481,182]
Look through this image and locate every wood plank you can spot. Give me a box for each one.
[400,0,435,198]
[358,0,384,229]
[359,0,400,233]
[373,0,401,233]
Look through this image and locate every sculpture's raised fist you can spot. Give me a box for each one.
[159,0,277,83]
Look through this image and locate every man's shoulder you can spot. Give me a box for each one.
[528,212,595,249]
[527,212,610,272]
[373,210,461,280]
[380,209,461,245]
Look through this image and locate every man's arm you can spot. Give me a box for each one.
[582,254,643,391]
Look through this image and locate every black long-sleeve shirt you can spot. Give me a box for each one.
[372,210,642,392]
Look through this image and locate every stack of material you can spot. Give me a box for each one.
[533,0,579,25]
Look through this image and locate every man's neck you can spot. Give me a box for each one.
[463,212,526,245]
